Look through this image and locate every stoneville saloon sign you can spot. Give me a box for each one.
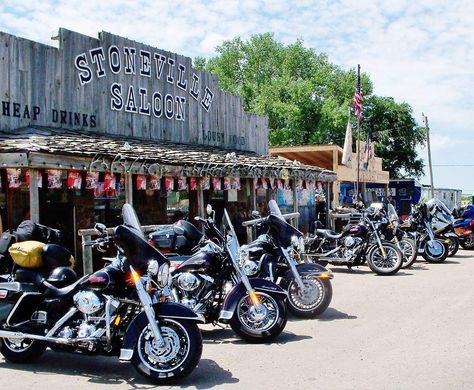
[0,29,269,154]
[74,45,214,120]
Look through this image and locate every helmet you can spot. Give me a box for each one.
[47,266,78,287]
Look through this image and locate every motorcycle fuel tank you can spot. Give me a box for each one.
[82,266,122,293]
[173,251,218,274]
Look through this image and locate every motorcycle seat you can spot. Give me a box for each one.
[315,229,343,240]
[15,268,48,285]
[41,274,88,298]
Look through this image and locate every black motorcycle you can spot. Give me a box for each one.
[0,204,203,383]
[239,200,333,318]
[304,207,403,275]
[169,206,288,343]
[399,202,449,263]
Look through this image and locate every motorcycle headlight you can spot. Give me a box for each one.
[291,235,299,247]
[156,263,170,288]
[147,260,159,275]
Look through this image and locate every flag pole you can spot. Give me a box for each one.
[356,64,361,204]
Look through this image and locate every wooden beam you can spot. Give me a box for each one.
[125,173,133,205]
[28,168,40,223]
[270,144,343,154]
[0,153,28,167]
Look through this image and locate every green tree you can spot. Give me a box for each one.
[196,33,424,178]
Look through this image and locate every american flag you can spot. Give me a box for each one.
[353,65,363,124]
[363,128,373,171]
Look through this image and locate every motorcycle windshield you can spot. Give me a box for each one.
[268,199,283,216]
[267,199,302,246]
[122,203,144,238]
[432,199,454,225]
[223,209,241,269]
[114,204,168,273]
[387,204,399,223]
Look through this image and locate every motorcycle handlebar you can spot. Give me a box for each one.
[241,212,300,227]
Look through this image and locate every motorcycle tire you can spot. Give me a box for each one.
[286,275,332,318]
[446,236,459,257]
[230,291,287,343]
[131,319,202,383]
[366,242,403,275]
[398,238,418,269]
[460,234,474,250]
[421,239,448,263]
[0,338,46,363]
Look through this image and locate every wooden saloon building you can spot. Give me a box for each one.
[0,28,335,270]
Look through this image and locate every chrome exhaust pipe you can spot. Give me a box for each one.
[0,330,95,345]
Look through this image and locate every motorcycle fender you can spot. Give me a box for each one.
[119,302,204,361]
[444,232,458,238]
[280,263,333,291]
[218,279,287,324]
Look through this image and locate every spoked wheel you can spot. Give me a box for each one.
[460,234,474,249]
[230,291,287,343]
[0,337,46,363]
[397,238,418,268]
[446,236,459,257]
[287,275,332,318]
[367,242,403,275]
[131,319,202,383]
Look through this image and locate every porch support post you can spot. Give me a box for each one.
[29,168,40,223]
[125,173,133,205]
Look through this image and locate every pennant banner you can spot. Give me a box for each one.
[85,171,99,189]
[178,176,187,191]
[276,178,283,190]
[190,177,197,191]
[25,169,43,188]
[149,175,161,191]
[67,170,82,190]
[165,177,175,191]
[212,177,221,191]
[7,168,22,189]
[200,177,210,190]
[47,169,62,189]
[136,174,147,190]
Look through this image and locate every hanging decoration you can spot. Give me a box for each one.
[165,177,175,191]
[306,180,315,191]
[149,175,161,191]
[190,177,197,191]
[136,174,147,190]
[104,173,117,197]
[200,177,210,190]
[296,179,304,191]
[85,171,99,189]
[178,176,188,191]
[283,179,291,191]
[67,170,82,190]
[7,168,22,189]
[253,177,261,190]
[47,169,63,189]
[233,177,241,190]
[276,179,283,190]
[261,178,269,190]
[317,181,323,191]
[25,169,43,188]
[212,177,221,191]
[268,178,276,190]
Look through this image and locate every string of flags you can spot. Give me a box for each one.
[1,169,323,193]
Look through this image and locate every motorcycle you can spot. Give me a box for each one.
[399,202,449,263]
[452,204,474,250]
[428,198,459,256]
[304,207,403,275]
[373,202,418,269]
[239,200,333,318]
[169,205,288,343]
[0,204,203,383]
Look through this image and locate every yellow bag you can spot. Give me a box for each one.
[9,241,45,268]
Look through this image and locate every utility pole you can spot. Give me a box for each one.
[422,113,435,198]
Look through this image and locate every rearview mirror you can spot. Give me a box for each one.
[206,204,213,216]
[251,210,261,219]
[94,223,106,235]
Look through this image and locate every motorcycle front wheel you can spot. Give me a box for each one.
[131,319,202,383]
[366,242,403,275]
[286,275,332,318]
[422,239,448,263]
[230,291,287,343]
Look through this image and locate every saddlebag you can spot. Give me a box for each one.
[8,241,45,269]
[0,282,39,322]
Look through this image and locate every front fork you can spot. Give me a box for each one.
[130,265,166,347]
[282,248,305,290]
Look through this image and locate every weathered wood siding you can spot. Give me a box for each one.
[0,28,269,154]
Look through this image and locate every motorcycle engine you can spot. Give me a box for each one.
[73,291,103,315]
[177,272,201,291]
[343,236,356,248]
[174,273,214,312]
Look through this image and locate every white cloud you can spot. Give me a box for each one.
[0,0,473,190]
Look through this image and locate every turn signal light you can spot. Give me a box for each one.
[249,291,260,306]
[130,269,141,283]
[114,315,121,326]
[319,272,333,279]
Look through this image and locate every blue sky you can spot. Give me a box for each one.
[1,0,473,192]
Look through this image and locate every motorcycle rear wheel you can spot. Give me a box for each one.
[286,276,332,318]
[446,236,459,257]
[366,242,403,275]
[460,234,474,249]
[0,338,46,363]
[230,291,287,343]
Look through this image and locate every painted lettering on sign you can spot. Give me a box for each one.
[74,46,214,122]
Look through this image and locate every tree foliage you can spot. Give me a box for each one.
[195,33,425,178]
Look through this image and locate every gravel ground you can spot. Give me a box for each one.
[1,251,473,389]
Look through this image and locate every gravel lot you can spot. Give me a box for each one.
[1,251,473,390]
